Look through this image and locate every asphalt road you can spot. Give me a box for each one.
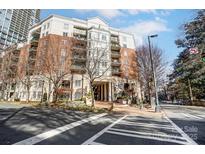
[162,104,205,145]
[0,102,204,145]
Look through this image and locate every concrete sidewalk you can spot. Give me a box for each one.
[95,101,163,117]
[0,102,32,109]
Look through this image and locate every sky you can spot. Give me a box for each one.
[40,9,196,73]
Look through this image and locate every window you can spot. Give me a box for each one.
[42,33,45,37]
[63,32,68,37]
[64,23,69,29]
[43,25,46,30]
[102,34,106,41]
[37,92,42,99]
[61,49,66,56]
[61,80,70,88]
[60,49,66,65]
[46,31,49,36]
[43,40,48,46]
[47,22,50,29]
[75,92,82,99]
[123,36,127,42]
[102,61,107,67]
[61,39,67,45]
[33,91,36,99]
[75,80,81,87]
[123,44,127,48]
[124,50,128,56]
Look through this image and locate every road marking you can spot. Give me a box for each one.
[118,121,175,130]
[106,130,189,145]
[13,113,107,145]
[90,141,106,145]
[109,128,185,141]
[82,115,127,145]
[163,112,198,145]
[182,113,203,120]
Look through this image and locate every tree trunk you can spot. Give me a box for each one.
[90,81,95,107]
[188,78,194,104]
[27,86,30,103]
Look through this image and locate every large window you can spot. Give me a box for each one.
[64,23,69,30]
[75,80,81,87]
[102,61,107,67]
[123,36,127,42]
[47,22,50,29]
[63,32,68,37]
[61,80,70,88]
[102,34,107,41]
[60,49,66,65]
[123,44,127,48]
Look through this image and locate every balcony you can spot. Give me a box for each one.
[111,44,121,51]
[111,37,119,43]
[72,56,86,62]
[71,46,87,52]
[111,52,120,58]
[30,40,39,46]
[112,69,121,76]
[111,60,121,67]
[29,47,37,52]
[70,64,85,73]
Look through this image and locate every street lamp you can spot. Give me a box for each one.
[148,34,160,112]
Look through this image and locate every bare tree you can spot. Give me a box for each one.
[137,44,167,104]
[37,37,72,104]
[84,37,111,107]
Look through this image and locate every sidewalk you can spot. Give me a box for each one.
[95,101,163,117]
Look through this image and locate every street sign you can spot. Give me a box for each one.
[189,48,199,55]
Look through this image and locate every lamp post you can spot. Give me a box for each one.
[148,34,160,112]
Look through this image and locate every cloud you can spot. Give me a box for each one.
[96,9,124,19]
[127,9,157,15]
[75,9,123,19]
[75,9,172,20]
[121,18,171,46]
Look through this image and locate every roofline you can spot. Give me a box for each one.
[29,14,135,37]
[87,16,109,26]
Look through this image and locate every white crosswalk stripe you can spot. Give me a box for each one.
[82,115,193,145]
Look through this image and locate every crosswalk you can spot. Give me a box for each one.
[82,115,196,145]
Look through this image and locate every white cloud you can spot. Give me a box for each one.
[121,18,171,46]
[75,9,172,19]
[127,9,157,15]
[96,9,123,19]
[75,9,123,19]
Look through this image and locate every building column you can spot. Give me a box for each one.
[71,74,73,101]
[104,83,107,101]
[108,82,112,102]
[101,84,103,101]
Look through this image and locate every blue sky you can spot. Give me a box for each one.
[41,9,196,72]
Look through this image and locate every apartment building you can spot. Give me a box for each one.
[0,14,141,102]
[0,9,40,52]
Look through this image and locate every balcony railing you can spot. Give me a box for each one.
[111,44,121,51]
[72,46,87,52]
[111,52,120,58]
[70,64,85,72]
[112,69,121,76]
[72,56,86,62]
[111,61,121,67]
[73,28,87,36]
[111,37,119,43]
